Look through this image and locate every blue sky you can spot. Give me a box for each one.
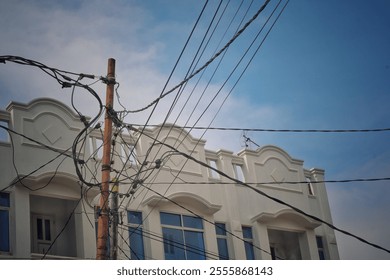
[0,0,389,259]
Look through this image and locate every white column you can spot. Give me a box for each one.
[12,186,31,258]
[253,222,272,260]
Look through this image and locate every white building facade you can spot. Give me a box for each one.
[0,98,339,260]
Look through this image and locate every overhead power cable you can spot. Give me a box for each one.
[129,124,390,133]
[0,55,100,88]
[139,177,390,185]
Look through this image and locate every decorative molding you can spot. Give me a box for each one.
[142,191,221,215]
[251,208,321,229]
[6,98,85,122]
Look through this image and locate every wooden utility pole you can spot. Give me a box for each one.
[96,58,116,260]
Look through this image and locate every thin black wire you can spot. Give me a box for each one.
[130,124,390,133]
[145,177,390,185]
[0,55,100,88]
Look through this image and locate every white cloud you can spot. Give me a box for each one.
[0,1,165,114]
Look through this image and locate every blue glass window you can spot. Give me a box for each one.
[128,211,145,260]
[244,241,255,260]
[0,192,10,252]
[215,223,226,235]
[160,212,205,260]
[316,236,325,260]
[183,215,203,229]
[162,227,185,260]
[242,226,253,239]
[160,212,182,227]
[0,192,10,207]
[128,211,143,225]
[242,226,255,260]
[184,230,205,260]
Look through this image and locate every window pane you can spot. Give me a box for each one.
[184,230,206,260]
[215,223,226,236]
[160,212,181,227]
[233,164,245,181]
[128,211,143,225]
[162,228,185,260]
[316,236,324,248]
[270,247,276,260]
[0,121,9,142]
[0,192,10,207]
[242,226,253,239]
[316,236,325,260]
[37,218,43,240]
[183,215,203,229]
[208,160,219,178]
[0,210,10,252]
[318,250,325,260]
[129,227,145,260]
[306,177,314,195]
[217,238,229,260]
[244,241,255,260]
[95,138,103,159]
[44,219,51,241]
